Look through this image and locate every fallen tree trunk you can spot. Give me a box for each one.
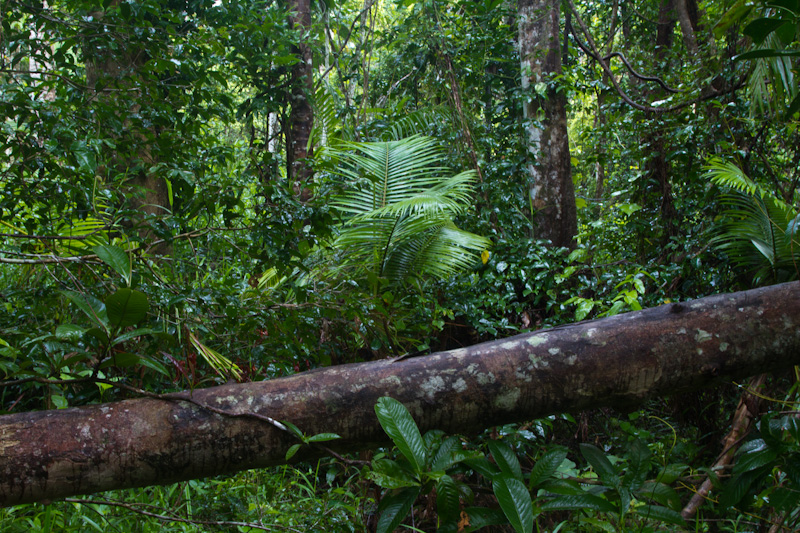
[2,281,800,507]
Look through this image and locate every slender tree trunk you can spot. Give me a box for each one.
[593,0,618,211]
[517,0,577,248]
[656,0,676,54]
[2,281,800,507]
[641,1,679,244]
[287,0,314,201]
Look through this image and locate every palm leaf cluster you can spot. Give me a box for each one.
[329,135,490,288]
[707,158,800,285]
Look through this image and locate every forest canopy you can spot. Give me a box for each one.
[1,0,799,531]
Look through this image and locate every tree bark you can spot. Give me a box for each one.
[674,0,698,54]
[84,3,172,254]
[517,0,577,248]
[287,0,315,201]
[2,282,800,507]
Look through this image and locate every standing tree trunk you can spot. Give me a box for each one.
[675,0,699,54]
[592,0,619,212]
[518,0,577,248]
[639,0,679,245]
[84,4,172,253]
[287,0,315,201]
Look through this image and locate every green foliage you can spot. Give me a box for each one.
[0,463,367,532]
[708,159,800,285]
[726,0,800,118]
[327,135,491,289]
[2,0,799,529]
[370,397,695,532]
[719,413,800,530]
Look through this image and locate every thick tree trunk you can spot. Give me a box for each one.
[84,4,172,254]
[2,282,800,506]
[675,0,698,53]
[517,0,577,248]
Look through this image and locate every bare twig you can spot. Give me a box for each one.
[681,374,767,520]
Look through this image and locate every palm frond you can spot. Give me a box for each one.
[705,158,794,210]
[328,135,490,286]
[377,106,450,141]
[309,82,353,150]
[713,192,799,284]
[746,33,798,117]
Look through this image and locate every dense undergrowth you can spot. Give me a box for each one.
[2,0,800,531]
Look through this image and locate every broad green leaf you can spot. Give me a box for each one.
[735,441,778,473]
[306,433,341,443]
[574,298,595,321]
[744,17,787,43]
[150,332,178,346]
[632,504,687,527]
[51,394,68,409]
[463,507,509,532]
[719,469,763,508]
[621,439,651,492]
[99,352,141,368]
[430,436,465,471]
[538,478,585,496]
[374,397,426,475]
[735,48,800,60]
[488,440,523,482]
[492,476,534,533]
[714,0,754,38]
[637,481,682,510]
[618,203,641,216]
[376,486,420,533]
[541,494,617,513]
[369,458,419,489]
[85,327,110,345]
[55,324,87,342]
[62,353,91,367]
[464,456,500,479]
[436,475,461,529]
[787,91,800,118]
[137,354,170,376]
[769,485,800,511]
[285,444,302,461]
[62,291,108,329]
[74,149,97,174]
[654,463,688,485]
[529,447,568,488]
[111,327,159,345]
[281,420,305,440]
[580,443,618,487]
[106,289,149,328]
[93,245,131,286]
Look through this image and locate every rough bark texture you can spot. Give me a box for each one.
[287,0,314,201]
[517,0,577,248]
[2,282,800,507]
